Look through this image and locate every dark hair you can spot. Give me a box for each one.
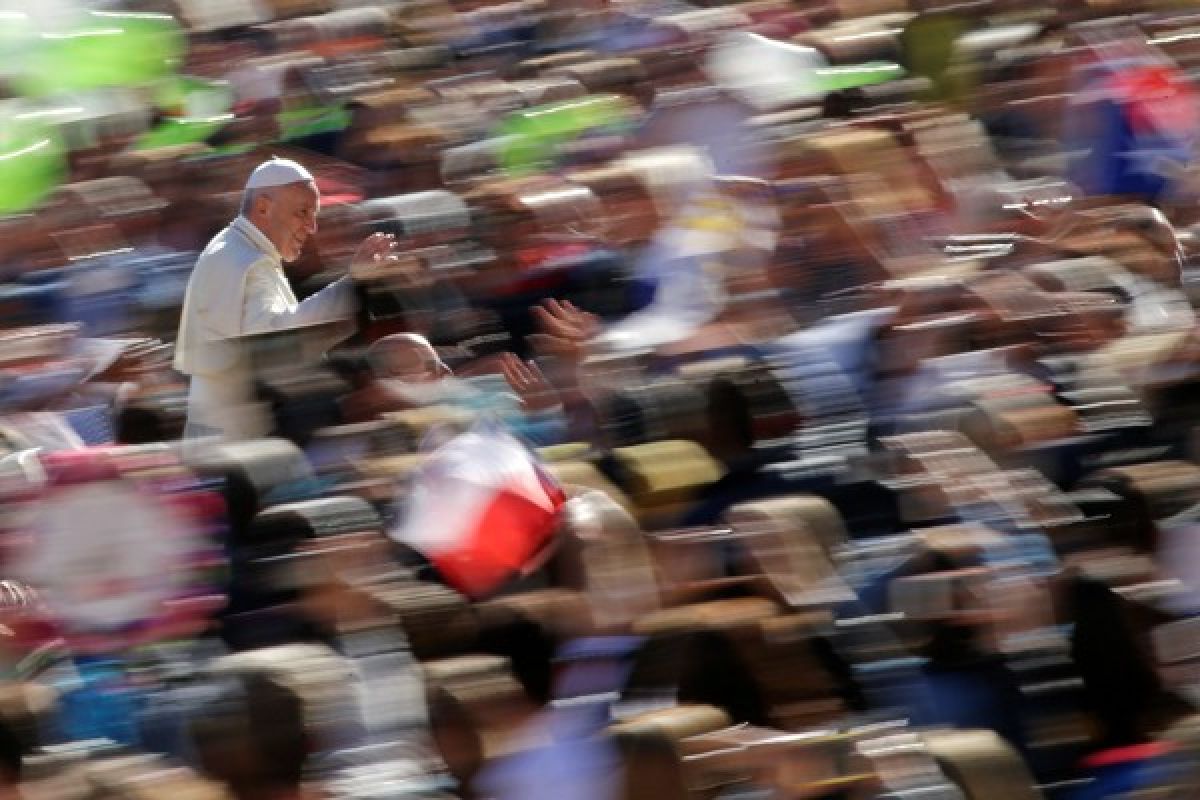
[0,716,23,785]
[822,88,868,120]
[326,351,374,389]
[624,629,768,727]
[708,376,756,454]
[115,401,185,444]
[190,672,308,796]
[706,364,798,454]
[598,391,651,448]
[1068,577,1163,748]
[475,605,555,707]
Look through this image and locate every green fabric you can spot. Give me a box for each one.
[153,75,232,116]
[135,115,231,150]
[13,11,185,96]
[0,117,66,213]
[815,62,906,93]
[494,93,635,174]
[136,76,235,151]
[278,106,352,141]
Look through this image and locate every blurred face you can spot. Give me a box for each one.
[252,181,320,262]
[377,339,446,383]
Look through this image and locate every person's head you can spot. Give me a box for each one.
[367,334,450,384]
[704,365,798,465]
[240,158,321,262]
[190,671,308,800]
[0,714,22,790]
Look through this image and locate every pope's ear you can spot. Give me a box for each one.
[244,189,274,219]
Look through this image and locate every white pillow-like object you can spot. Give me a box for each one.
[705,31,829,113]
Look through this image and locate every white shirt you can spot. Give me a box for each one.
[175,216,357,440]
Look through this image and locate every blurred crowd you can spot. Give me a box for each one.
[13,0,1200,799]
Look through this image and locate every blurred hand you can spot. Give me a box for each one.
[500,353,560,412]
[528,299,600,363]
[349,232,401,279]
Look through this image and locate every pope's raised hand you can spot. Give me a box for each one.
[349,232,401,278]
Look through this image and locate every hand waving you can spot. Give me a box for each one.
[528,299,600,363]
[500,352,560,412]
[349,232,401,280]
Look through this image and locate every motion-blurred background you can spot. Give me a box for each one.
[7,1,1200,799]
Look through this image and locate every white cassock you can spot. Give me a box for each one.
[174,215,357,441]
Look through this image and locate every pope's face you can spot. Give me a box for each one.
[260,181,320,262]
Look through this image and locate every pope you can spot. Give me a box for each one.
[174,157,397,442]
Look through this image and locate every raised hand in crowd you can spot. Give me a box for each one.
[499,352,560,413]
[529,299,601,364]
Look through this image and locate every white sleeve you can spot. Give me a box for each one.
[240,263,360,364]
[241,261,359,334]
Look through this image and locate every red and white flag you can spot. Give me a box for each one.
[390,426,567,599]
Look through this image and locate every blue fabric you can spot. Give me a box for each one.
[56,657,143,747]
[61,258,143,336]
[138,681,215,760]
[0,283,67,326]
[552,636,644,736]
[1066,92,1191,203]
[259,475,326,508]
[0,365,88,411]
[834,596,938,720]
[851,657,939,722]
[1071,762,1145,800]
[766,340,865,422]
[474,715,623,800]
[919,662,1027,753]
[772,309,893,410]
[17,268,71,286]
[455,374,568,447]
[1068,753,1191,800]
[556,636,644,664]
[853,555,914,617]
[766,324,875,479]
[137,261,195,311]
[63,405,115,447]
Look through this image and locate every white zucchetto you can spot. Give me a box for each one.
[244,157,316,191]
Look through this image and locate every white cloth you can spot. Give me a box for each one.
[226,63,283,106]
[175,216,357,440]
[245,157,315,190]
[598,183,778,351]
[177,0,269,33]
[1119,273,1195,333]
